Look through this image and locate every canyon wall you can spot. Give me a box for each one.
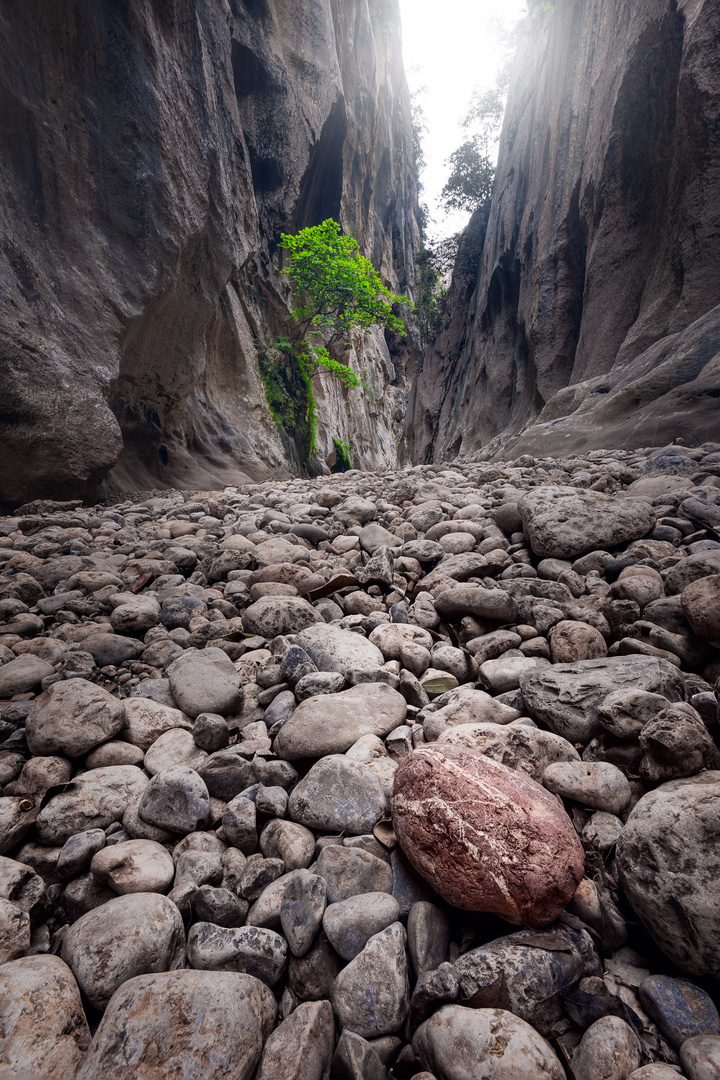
[409,0,720,462]
[0,0,418,508]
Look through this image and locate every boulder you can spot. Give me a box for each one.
[255,1000,335,1080]
[75,970,275,1079]
[289,756,387,835]
[242,596,323,637]
[0,955,91,1079]
[274,682,406,759]
[35,765,148,845]
[438,722,580,782]
[61,892,185,1009]
[119,697,192,752]
[391,744,584,925]
[518,487,655,559]
[0,654,55,696]
[520,655,684,744]
[331,922,409,1038]
[90,840,175,895]
[26,679,125,757]
[413,1005,565,1080]
[167,649,242,718]
[295,623,384,677]
[617,772,720,975]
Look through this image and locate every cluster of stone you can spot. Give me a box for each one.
[0,440,719,1079]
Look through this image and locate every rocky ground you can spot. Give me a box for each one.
[1,442,720,1079]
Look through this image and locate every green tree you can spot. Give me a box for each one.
[412,247,446,345]
[441,85,505,216]
[269,219,408,461]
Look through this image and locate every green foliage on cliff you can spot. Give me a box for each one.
[442,86,504,216]
[411,247,446,345]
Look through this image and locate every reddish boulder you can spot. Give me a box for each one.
[391,744,584,926]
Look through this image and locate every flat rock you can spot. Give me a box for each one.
[391,744,584,925]
[617,772,720,976]
[274,682,407,759]
[0,955,91,1080]
[435,585,518,623]
[520,655,685,744]
[518,487,655,558]
[75,970,276,1079]
[61,891,185,1009]
[26,678,125,757]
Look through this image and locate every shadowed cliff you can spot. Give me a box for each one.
[409,0,720,462]
[0,0,419,507]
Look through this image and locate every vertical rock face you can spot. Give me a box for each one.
[0,0,418,507]
[410,0,720,462]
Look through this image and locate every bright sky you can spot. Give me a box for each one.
[398,0,528,239]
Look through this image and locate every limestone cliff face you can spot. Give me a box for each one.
[410,0,720,462]
[0,0,418,507]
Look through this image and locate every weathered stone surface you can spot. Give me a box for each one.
[439,722,580,783]
[167,649,242,719]
[289,756,387,835]
[0,896,30,964]
[391,744,584,925]
[451,926,599,1036]
[26,679,125,757]
[315,846,393,904]
[679,1034,720,1080]
[255,1000,335,1080]
[323,891,400,960]
[520,655,684,744]
[186,922,288,987]
[0,654,54,696]
[617,772,720,976]
[242,596,323,637]
[280,872,327,958]
[517,488,655,559]
[274,682,406,759]
[35,765,148,845]
[75,970,276,1080]
[682,575,720,640]
[435,585,518,623]
[639,974,720,1049]
[295,624,384,677]
[331,922,409,1038]
[570,1016,642,1080]
[61,892,185,1009]
[543,761,631,814]
[120,697,192,752]
[138,765,210,834]
[413,1005,565,1080]
[0,955,91,1080]
[90,839,175,895]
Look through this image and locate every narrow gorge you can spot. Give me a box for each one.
[0,3,719,1080]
